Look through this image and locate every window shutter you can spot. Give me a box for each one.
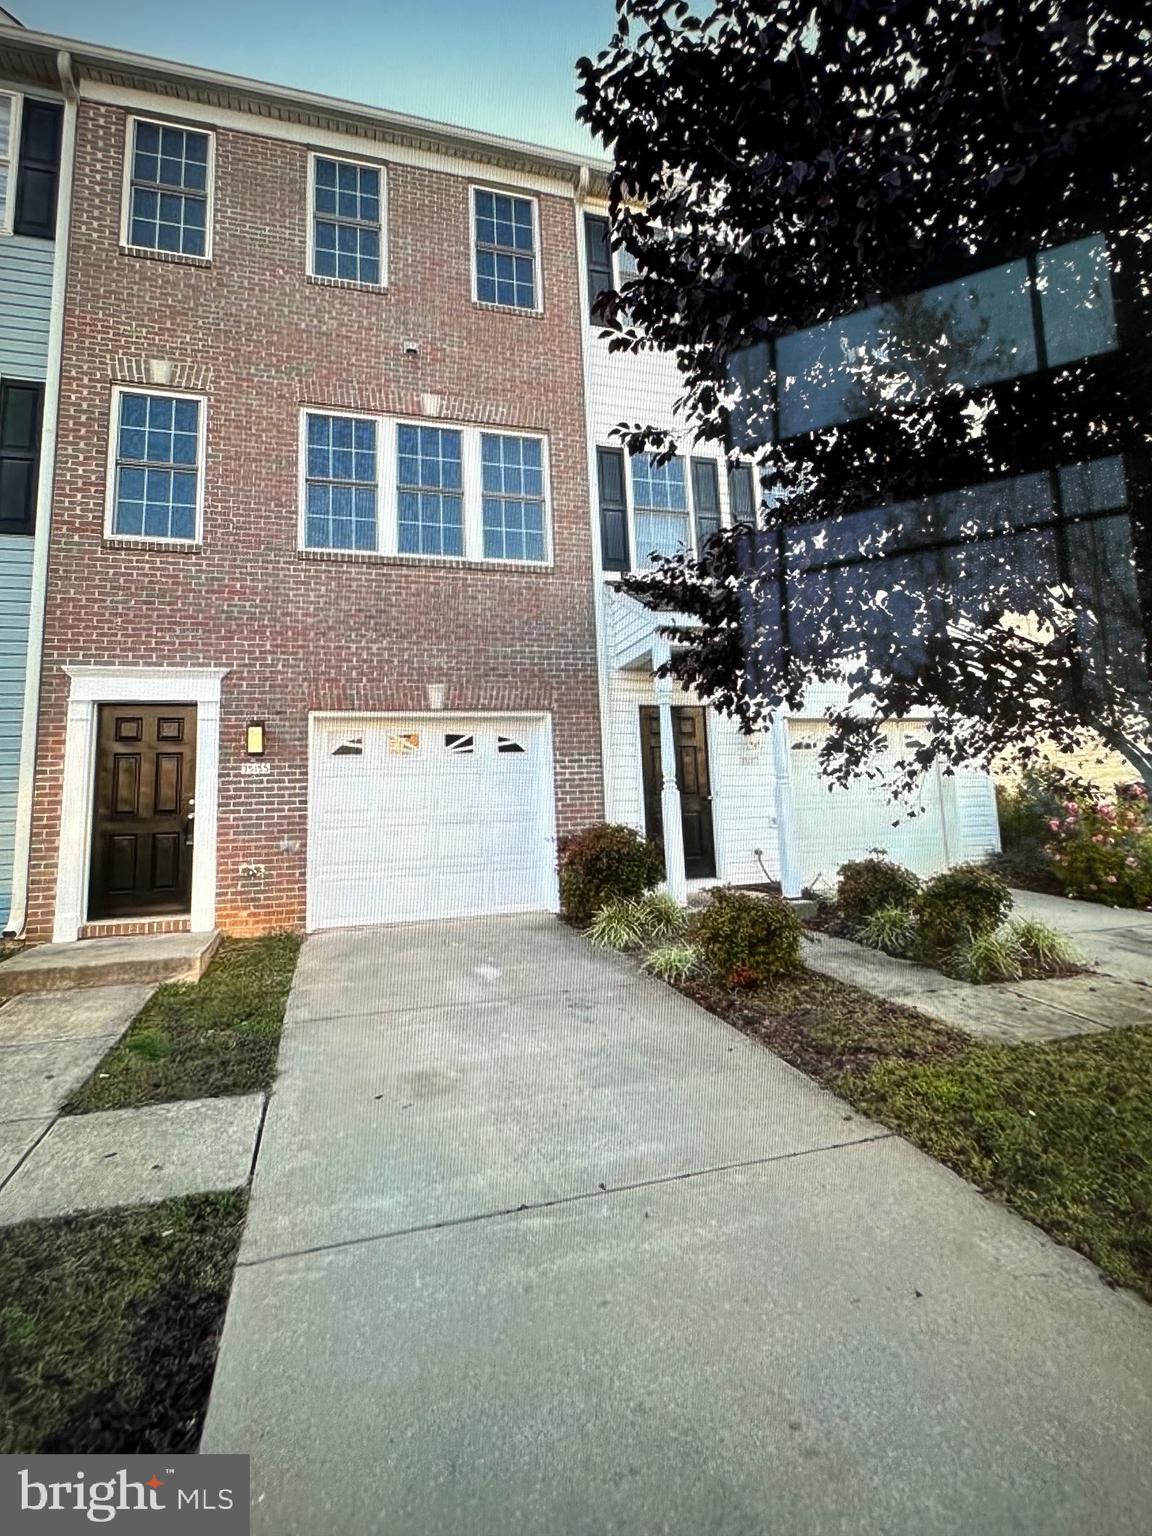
[584,213,614,322]
[727,463,756,522]
[14,100,63,240]
[0,381,44,535]
[596,446,630,573]
[690,458,721,549]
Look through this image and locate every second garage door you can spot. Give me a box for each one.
[787,719,956,888]
[308,715,557,930]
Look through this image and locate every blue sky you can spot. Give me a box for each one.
[10,0,616,153]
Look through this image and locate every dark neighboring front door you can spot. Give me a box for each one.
[640,705,717,879]
[88,704,197,920]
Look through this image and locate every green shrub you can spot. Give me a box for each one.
[558,824,664,925]
[836,858,921,923]
[691,887,803,988]
[857,904,919,959]
[641,942,703,983]
[913,864,1013,956]
[1045,784,1152,909]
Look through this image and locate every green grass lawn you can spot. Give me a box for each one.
[0,1192,247,1453]
[683,970,1152,1301]
[64,933,300,1114]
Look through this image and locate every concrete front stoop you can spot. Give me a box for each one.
[0,931,222,998]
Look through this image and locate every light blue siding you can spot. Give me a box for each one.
[0,538,34,928]
[0,235,54,380]
[1,228,55,928]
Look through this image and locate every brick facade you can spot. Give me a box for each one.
[25,100,603,940]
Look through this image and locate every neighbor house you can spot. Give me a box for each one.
[577,202,1002,901]
[0,27,65,934]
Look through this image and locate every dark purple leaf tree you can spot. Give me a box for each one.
[577,0,1152,797]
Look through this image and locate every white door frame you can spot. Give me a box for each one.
[53,666,229,943]
[305,710,559,932]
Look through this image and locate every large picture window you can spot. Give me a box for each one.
[301,413,550,563]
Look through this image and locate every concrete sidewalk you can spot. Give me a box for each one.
[202,915,1152,1535]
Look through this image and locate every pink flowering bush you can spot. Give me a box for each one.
[1045,782,1152,909]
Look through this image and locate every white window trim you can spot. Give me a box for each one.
[305,149,389,288]
[52,666,229,944]
[298,408,553,566]
[470,182,543,314]
[104,384,208,546]
[120,113,216,261]
[0,89,23,237]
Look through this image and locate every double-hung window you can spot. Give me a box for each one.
[480,433,545,560]
[310,155,384,285]
[304,413,378,552]
[473,188,538,310]
[109,390,204,542]
[597,448,756,571]
[631,454,691,564]
[302,413,550,563]
[397,425,464,557]
[126,118,212,257]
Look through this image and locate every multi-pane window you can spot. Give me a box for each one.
[301,415,549,561]
[111,392,202,541]
[598,449,750,570]
[304,413,378,551]
[481,434,546,560]
[0,381,44,535]
[397,425,464,556]
[127,119,211,257]
[473,188,537,309]
[311,156,383,285]
[631,454,690,564]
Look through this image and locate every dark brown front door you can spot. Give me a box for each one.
[88,704,197,919]
[640,705,717,879]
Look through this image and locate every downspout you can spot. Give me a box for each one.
[5,49,77,937]
[572,161,618,826]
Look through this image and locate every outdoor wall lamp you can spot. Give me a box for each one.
[245,721,266,757]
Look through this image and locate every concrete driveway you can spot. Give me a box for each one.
[202,915,1152,1535]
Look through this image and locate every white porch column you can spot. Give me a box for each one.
[53,695,96,943]
[770,711,804,898]
[652,641,687,904]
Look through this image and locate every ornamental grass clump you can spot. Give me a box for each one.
[641,942,704,983]
[857,904,919,959]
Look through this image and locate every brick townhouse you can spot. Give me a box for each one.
[1,24,608,943]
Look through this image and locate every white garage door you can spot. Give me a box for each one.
[788,720,955,888]
[308,715,557,930]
